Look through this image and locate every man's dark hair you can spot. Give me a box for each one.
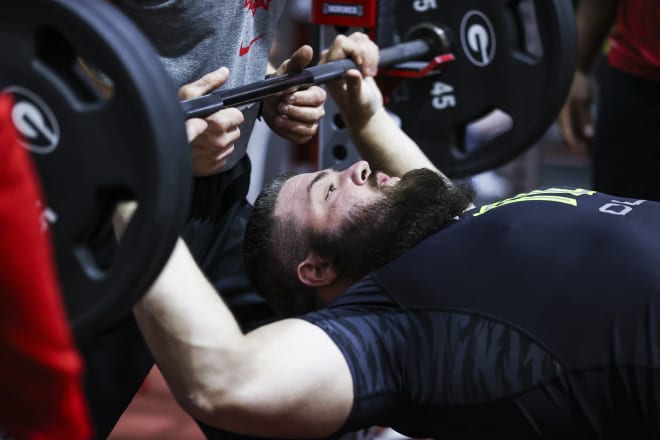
[244,173,316,315]
[244,168,475,315]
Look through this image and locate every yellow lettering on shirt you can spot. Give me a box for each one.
[472,188,596,217]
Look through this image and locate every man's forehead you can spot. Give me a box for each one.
[274,170,322,217]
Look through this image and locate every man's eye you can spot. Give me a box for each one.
[325,184,336,200]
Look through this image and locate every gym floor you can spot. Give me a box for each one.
[107,366,205,439]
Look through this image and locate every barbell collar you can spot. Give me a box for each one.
[405,23,452,57]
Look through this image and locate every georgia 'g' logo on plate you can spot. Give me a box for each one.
[460,10,496,67]
[4,85,60,154]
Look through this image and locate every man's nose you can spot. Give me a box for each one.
[345,160,370,186]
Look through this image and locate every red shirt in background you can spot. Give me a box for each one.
[607,0,660,81]
[0,93,92,440]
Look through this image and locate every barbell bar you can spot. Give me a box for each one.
[181,24,453,120]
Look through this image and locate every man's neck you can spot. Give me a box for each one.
[317,277,356,306]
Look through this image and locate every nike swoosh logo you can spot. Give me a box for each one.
[239,34,265,57]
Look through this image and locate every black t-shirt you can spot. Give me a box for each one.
[303,188,660,439]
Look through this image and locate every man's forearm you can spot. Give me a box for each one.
[576,0,618,73]
[350,107,452,185]
[133,239,249,421]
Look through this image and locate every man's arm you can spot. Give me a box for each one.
[575,0,618,75]
[557,0,618,153]
[112,204,353,438]
[349,93,441,180]
[322,33,453,186]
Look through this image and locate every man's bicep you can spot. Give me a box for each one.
[215,318,354,438]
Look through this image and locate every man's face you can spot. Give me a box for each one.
[274,160,397,234]
[257,161,471,309]
[274,160,469,282]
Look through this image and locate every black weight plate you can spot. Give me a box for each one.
[0,0,191,344]
[380,0,577,177]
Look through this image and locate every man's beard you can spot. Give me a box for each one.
[309,168,475,280]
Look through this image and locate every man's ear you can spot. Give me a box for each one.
[297,251,338,287]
